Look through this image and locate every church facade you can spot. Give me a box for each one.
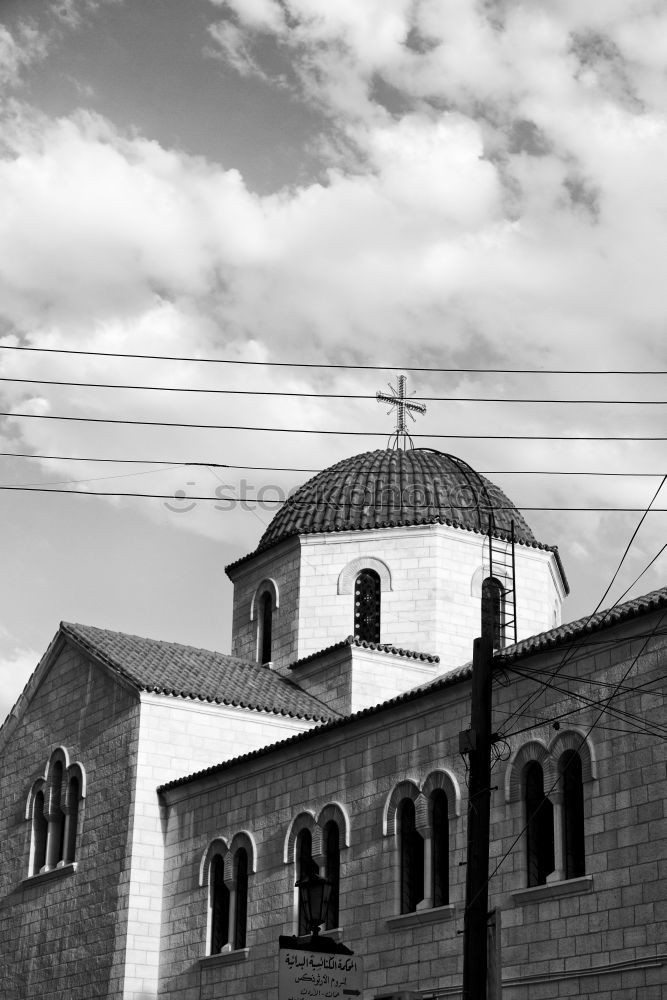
[1,447,665,999]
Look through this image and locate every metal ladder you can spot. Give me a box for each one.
[483,517,518,647]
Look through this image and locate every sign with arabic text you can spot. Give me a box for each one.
[279,946,363,1000]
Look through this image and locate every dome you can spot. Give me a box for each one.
[258,448,537,551]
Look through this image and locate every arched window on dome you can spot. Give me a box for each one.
[481,576,505,650]
[258,590,273,664]
[354,569,381,643]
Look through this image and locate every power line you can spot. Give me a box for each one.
[1,344,666,374]
[2,411,665,440]
[1,376,665,405]
[484,607,667,892]
[496,490,667,736]
[1,483,667,511]
[0,451,662,476]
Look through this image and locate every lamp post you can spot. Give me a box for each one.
[295,870,332,939]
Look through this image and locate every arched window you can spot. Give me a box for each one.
[31,790,48,875]
[481,577,504,650]
[258,590,273,664]
[560,751,585,879]
[524,761,554,887]
[323,820,340,930]
[63,774,80,865]
[354,569,381,642]
[296,829,318,935]
[209,853,230,954]
[45,760,65,870]
[233,848,249,950]
[430,789,449,907]
[398,798,424,914]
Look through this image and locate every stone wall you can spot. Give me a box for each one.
[0,640,141,1000]
[158,608,667,999]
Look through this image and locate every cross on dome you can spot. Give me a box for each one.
[376,374,427,450]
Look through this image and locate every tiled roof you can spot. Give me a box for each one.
[259,448,536,546]
[495,585,667,665]
[60,622,338,722]
[158,585,667,792]
[226,449,568,585]
[288,636,440,670]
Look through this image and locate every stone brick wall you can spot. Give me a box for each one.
[228,524,564,684]
[0,639,318,1000]
[227,538,301,669]
[120,693,317,999]
[158,609,666,1000]
[0,639,141,1000]
[297,524,564,670]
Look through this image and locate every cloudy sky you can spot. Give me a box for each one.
[1,0,665,722]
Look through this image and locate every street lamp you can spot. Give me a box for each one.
[295,870,332,938]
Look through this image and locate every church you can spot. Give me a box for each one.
[1,409,665,999]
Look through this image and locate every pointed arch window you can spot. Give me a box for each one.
[560,751,585,879]
[481,577,505,650]
[524,761,554,887]
[354,569,381,643]
[398,798,424,914]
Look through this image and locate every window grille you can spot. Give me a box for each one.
[354,569,381,642]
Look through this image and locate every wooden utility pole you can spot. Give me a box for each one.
[461,633,494,1000]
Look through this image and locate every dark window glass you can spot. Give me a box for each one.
[525,762,554,887]
[354,570,381,642]
[50,761,66,865]
[324,821,340,930]
[481,577,504,650]
[297,830,318,935]
[259,591,273,664]
[233,848,248,949]
[64,776,79,864]
[431,790,449,907]
[561,751,585,878]
[398,799,424,914]
[32,791,48,874]
[210,854,230,954]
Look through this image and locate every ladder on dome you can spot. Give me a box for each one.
[483,518,518,648]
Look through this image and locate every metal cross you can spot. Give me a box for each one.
[376,374,426,449]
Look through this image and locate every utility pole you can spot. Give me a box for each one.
[461,631,494,1000]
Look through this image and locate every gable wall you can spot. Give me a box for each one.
[157,611,666,999]
[121,695,317,1000]
[0,641,141,1000]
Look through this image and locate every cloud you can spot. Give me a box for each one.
[0,643,41,725]
[0,1,665,612]
[0,23,50,88]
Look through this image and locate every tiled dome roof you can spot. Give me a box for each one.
[258,448,537,550]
